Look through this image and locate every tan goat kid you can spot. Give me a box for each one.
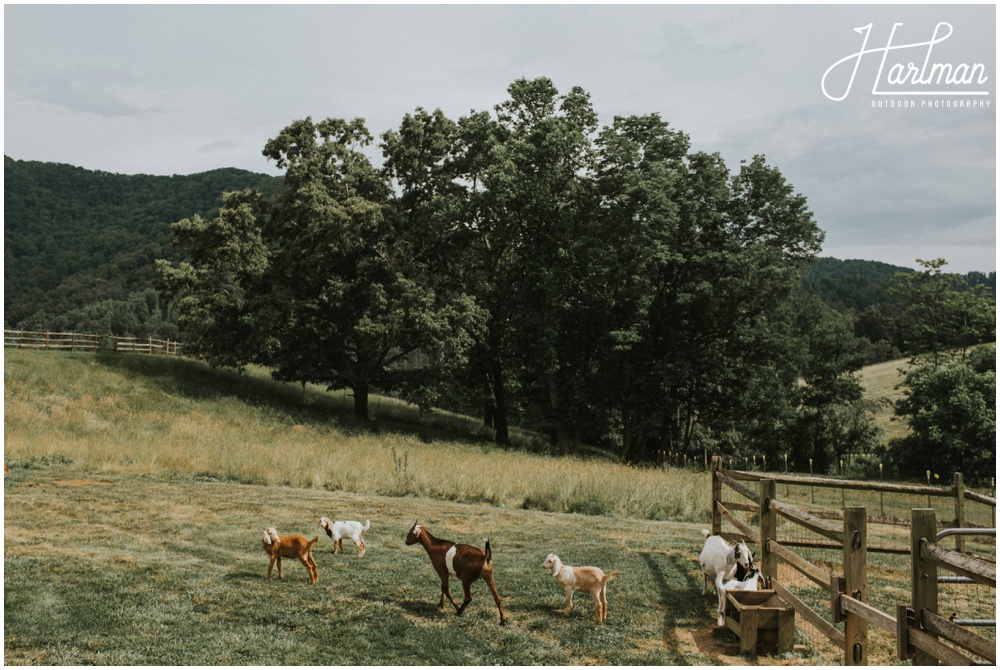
[261,527,319,584]
[542,553,618,623]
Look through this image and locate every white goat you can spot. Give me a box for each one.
[699,529,755,626]
[722,566,764,592]
[318,517,370,557]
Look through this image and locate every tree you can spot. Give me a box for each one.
[419,78,602,446]
[888,348,995,484]
[160,117,470,421]
[155,188,273,368]
[784,296,883,473]
[890,258,995,362]
[598,145,825,463]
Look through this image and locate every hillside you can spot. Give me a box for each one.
[801,257,995,314]
[1,347,941,665]
[2,348,708,521]
[3,156,283,331]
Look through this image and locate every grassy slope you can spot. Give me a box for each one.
[857,343,995,447]
[9,350,821,665]
[856,357,913,446]
[7,347,967,665]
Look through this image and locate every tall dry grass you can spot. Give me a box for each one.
[4,350,710,522]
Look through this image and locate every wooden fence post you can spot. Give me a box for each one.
[953,472,966,553]
[760,477,777,586]
[911,508,938,666]
[710,455,722,536]
[843,506,868,666]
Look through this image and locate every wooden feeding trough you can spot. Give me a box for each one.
[723,590,795,657]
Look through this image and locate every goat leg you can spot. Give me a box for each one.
[483,570,507,625]
[591,592,604,623]
[455,579,474,616]
[439,575,460,612]
[299,555,316,584]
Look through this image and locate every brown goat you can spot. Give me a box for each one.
[261,527,319,584]
[405,521,507,625]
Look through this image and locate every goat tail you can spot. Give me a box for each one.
[701,528,712,538]
[308,536,320,549]
[363,519,371,531]
[603,570,619,583]
[484,537,493,568]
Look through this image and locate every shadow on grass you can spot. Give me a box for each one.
[90,352,504,448]
[640,550,718,647]
[396,597,453,618]
[224,571,262,581]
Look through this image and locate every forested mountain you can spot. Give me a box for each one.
[801,257,910,312]
[4,156,283,334]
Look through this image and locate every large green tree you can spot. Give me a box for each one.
[888,347,995,484]
[159,80,873,465]
[160,117,470,421]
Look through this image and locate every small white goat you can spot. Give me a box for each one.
[542,553,618,623]
[318,516,370,557]
[699,529,755,626]
[722,566,764,592]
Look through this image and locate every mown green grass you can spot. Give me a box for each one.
[3,465,836,665]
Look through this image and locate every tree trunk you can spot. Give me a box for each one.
[352,381,370,422]
[555,429,571,456]
[490,362,510,445]
[549,377,570,456]
[483,374,495,428]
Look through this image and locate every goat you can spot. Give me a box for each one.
[261,527,319,584]
[405,520,506,625]
[318,516,370,557]
[541,553,618,623]
[722,566,765,593]
[699,529,755,626]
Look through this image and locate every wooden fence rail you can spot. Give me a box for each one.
[710,457,996,665]
[4,330,182,356]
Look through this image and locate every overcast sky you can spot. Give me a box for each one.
[4,3,996,273]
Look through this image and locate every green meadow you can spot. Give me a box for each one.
[3,349,931,665]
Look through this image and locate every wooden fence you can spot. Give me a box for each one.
[4,330,182,356]
[710,457,996,665]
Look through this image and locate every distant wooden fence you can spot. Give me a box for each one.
[4,330,182,356]
[710,457,996,665]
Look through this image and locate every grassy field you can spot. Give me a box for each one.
[2,348,986,665]
[3,350,708,521]
[4,465,846,665]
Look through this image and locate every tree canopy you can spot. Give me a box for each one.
[158,77,898,470]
